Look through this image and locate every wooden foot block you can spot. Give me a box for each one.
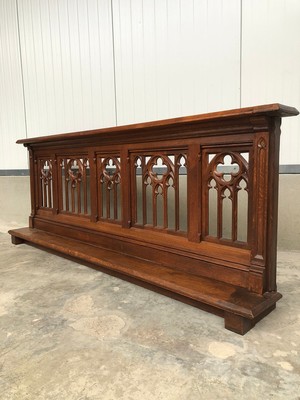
[11,235,24,245]
[224,312,253,335]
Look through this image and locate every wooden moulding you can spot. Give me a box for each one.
[9,103,299,334]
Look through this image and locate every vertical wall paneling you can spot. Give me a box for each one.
[112,0,241,125]
[241,0,300,165]
[2,0,300,169]
[0,0,27,169]
[17,0,116,138]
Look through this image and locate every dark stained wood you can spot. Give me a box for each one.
[9,104,299,334]
[18,103,298,146]
[11,235,24,245]
[8,228,281,326]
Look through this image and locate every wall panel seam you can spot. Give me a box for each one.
[15,0,28,139]
[110,0,118,126]
[239,0,242,108]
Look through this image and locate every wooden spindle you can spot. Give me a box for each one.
[114,182,118,220]
[175,156,180,231]
[83,160,88,214]
[65,159,69,212]
[152,185,157,227]
[232,187,238,242]
[48,170,52,208]
[217,186,223,239]
[142,157,147,225]
[163,184,168,229]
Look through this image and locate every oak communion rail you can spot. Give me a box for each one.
[9,103,299,334]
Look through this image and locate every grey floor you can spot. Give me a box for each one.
[0,232,300,399]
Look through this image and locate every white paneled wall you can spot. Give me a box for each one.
[112,0,241,124]
[241,0,300,165]
[17,0,116,137]
[0,0,300,169]
[0,0,27,169]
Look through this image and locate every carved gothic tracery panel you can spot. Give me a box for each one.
[97,156,121,222]
[60,157,90,215]
[132,152,187,233]
[205,151,250,243]
[39,159,53,209]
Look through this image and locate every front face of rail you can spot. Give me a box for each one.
[27,114,280,295]
[35,145,252,242]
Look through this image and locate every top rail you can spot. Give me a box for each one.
[17,103,298,145]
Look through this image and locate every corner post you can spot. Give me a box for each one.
[27,145,36,228]
[265,117,282,292]
[249,116,281,294]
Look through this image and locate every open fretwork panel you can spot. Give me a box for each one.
[9,104,299,334]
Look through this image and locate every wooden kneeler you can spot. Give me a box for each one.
[9,104,299,334]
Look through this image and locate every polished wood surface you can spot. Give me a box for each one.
[9,103,299,334]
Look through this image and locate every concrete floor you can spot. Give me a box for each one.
[0,230,300,399]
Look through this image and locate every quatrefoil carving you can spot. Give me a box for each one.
[144,155,175,195]
[208,152,248,188]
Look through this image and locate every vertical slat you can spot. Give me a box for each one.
[38,160,43,208]
[52,154,59,215]
[77,179,81,214]
[65,159,69,212]
[43,163,48,208]
[232,188,238,241]
[247,148,254,245]
[131,156,138,224]
[201,152,209,238]
[83,160,88,214]
[114,182,118,220]
[89,151,98,222]
[121,148,131,228]
[188,144,200,242]
[98,158,103,218]
[152,186,157,227]
[217,188,223,239]
[106,183,110,219]
[71,180,75,213]
[48,163,52,208]
[174,155,180,231]
[57,158,63,212]
[142,157,147,225]
[163,185,168,229]
[47,182,51,208]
